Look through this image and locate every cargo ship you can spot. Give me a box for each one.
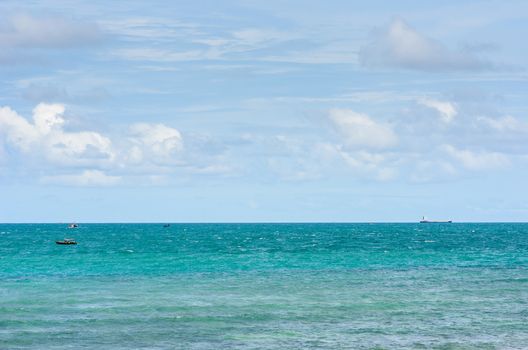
[419,216,452,223]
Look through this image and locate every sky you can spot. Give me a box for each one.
[0,0,527,222]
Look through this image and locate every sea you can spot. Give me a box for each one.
[0,223,527,349]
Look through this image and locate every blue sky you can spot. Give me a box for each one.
[1,0,527,222]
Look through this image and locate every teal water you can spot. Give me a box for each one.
[1,223,527,349]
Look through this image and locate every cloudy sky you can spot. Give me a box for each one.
[1,0,527,222]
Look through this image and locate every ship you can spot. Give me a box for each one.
[419,216,452,223]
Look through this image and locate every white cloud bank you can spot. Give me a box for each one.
[0,103,186,186]
[1,100,525,186]
[282,109,400,181]
[297,103,524,182]
[359,18,490,71]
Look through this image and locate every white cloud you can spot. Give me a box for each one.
[359,18,489,71]
[478,115,528,132]
[0,106,39,151]
[0,104,189,173]
[41,170,121,186]
[442,144,509,170]
[418,98,457,123]
[328,108,397,149]
[128,123,183,163]
[0,103,114,166]
[315,142,397,181]
[0,103,192,186]
[0,13,100,48]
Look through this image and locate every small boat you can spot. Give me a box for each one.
[163,224,171,228]
[56,239,77,245]
[68,223,78,229]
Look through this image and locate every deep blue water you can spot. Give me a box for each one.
[1,223,527,349]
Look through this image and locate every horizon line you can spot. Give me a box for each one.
[1,221,527,224]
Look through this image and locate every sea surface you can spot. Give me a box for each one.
[0,223,527,349]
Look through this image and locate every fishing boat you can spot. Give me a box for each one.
[68,223,78,229]
[56,238,77,245]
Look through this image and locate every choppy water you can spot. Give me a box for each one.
[1,223,527,349]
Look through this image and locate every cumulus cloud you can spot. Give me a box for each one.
[359,18,490,71]
[418,98,457,123]
[0,13,100,48]
[128,123,183,164]
[41,170,121,186]
[0,103,114,166]
[442,144,509,170]
[0,103,192,186]
[328,108,397,149]
[1,99,524,186]
[314,101,525,181]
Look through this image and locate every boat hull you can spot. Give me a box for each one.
[419,220,452,223]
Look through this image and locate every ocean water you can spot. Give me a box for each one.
[0,223,527,349]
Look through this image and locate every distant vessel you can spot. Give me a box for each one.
[68,223,78,229]
[163,224,171,228]
[56,238,77,245]
[420,216,452,223]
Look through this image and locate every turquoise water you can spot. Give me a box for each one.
[1,223,527,349]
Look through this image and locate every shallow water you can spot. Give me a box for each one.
[1,223,527,349]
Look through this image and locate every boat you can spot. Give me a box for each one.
[163,224,171,228]
[68,223,78,229]
[419,216,452,223]
[56,238,77,245]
